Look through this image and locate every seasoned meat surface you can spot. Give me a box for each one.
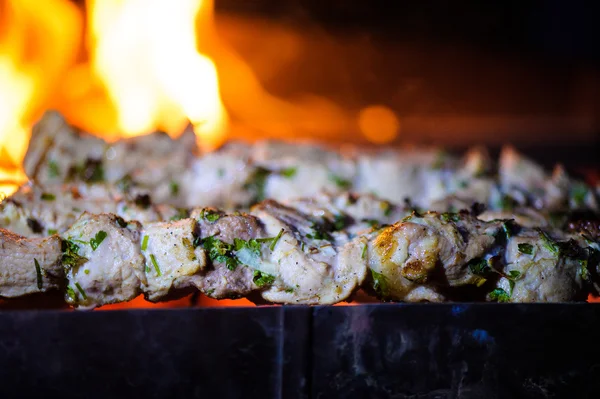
[61,213,144,308]
[0,229,64,298]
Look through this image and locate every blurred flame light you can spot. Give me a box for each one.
[87,0,228,147]
[0,0,81,195]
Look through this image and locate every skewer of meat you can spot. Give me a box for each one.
[22,112,599,214]
[1,198,598,308]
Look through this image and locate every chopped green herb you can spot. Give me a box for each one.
[253,270,275,287]
[580,259,589,281]
[280,167,297,178]
[269,229,284,251]
[69,158,105,183]
[200,208,221,223]
[489,288,510,302]
[284,287,295,293]
[206,288,215,297]
[149,254,162,276]
[244,167,271,203]
[84,269,90,275]
[517,243,534,255]
[90,231,107,251]
[329,174,352,190]
[74,282,88,300]
[381,201,393,217]
[363,219,380,228]
[34,258,43,290]
[468,258,491,276]
[497,194,518,211]
[333,214,347,231]
[61,240,89,271]
[141,235,149,251]
[537,229,559,255]
[169,180,179,197]
[361,243,367,260]
[440,212,460,223]
[66,286,76,302]
[234,237,261,256]
[370,269,389,297]
[201,235,238,270]
[306,223,333,241]
[501,220,517,240]
[48,160,60,178]
[47,229,58,235]
[170,208,189,221]
[571,182,588,207]
[116,174,133,192]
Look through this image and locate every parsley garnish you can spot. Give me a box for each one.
[253,270,275,287]
[66,286,76,302]
[361,243,367,260]
[370,269,389,297]
[537,229,559,255]
[61,240,89,271]
[169,181,179,197]
[149,254,162,276]
[170,208,189,221]
[74,282,88,300]
[48,229,58,235]
[141,235,149,251]
[90,231,107,251]
[381,201,393,217]
[284,287,295,293]
[306,223,333,241]
[268,229,284,251]
[497,195,518,211]
[48,160,60,178]
[571,182,588,207]
[200,208,221,223]
[329,174,352,190]
[116,174,133,192]
[333,214,347,231]
[244,167,271,203]
[440,212,460,223]
[34,258,43,290]
[518,243,534,255]
[201,235,238,270]
[40,192,55,201]
[489,288,510,302]
[280,167,297,178]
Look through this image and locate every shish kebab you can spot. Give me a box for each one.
[0,111,599,308]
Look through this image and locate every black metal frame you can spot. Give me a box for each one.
[1,304,599,398]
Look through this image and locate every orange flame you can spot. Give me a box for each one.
[0,0,82,195]
[86,0,228,147]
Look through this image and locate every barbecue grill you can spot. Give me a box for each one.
[0,1,599,398]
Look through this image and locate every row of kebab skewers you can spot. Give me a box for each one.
[0,111,598,308]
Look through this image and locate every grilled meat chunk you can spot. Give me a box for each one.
[361,212,502,301]
[61,213,144,308]
[190,208,268,298]
[141,218,206,301]
[0,229,64,298]
[251,200,366,304]
[492,229,592,302]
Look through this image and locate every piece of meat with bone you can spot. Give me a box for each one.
[61,213,145,308]
[356,212,503,301]
[0,229,64,298]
